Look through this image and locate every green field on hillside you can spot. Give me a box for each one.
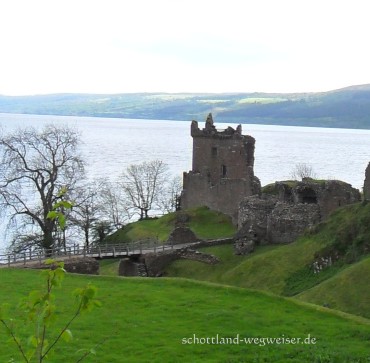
[106,206,236,243]
[164,203,370,319]
[0,269,369,362]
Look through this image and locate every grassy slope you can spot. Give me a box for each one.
[296,256,370,317]
[0,269,369,363]
[165,203,370,318]
[165,239,324,294]
[106,206,236,243]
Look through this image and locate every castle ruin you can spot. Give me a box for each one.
[181,114,261,222]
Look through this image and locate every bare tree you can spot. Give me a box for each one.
[0,125,84,253]
[120,160,169,219]
[290,163,317,180]
[157,175,182,214]
[98,180,131,229]
[69,181,102,247]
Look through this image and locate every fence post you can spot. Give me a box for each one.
[23,253,26,265]
[8,255,11,268]
[154,240,156,253]
[140,242,142,254]
[113,246,116,258]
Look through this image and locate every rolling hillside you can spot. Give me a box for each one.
[2,84,370,128]
[0,269,369,362]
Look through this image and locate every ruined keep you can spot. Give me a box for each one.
[235,179,361,254]
[181,114,261,222]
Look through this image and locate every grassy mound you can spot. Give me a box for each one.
[0,269,369,362]
[165,202,370,318]
[105,206,236,243]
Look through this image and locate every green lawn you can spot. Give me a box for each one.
[0,269,369,362]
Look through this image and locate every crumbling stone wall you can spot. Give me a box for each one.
[267,202,321,244]
[236,179,361,252]
[29,257,99,275]
[181,114,261,223]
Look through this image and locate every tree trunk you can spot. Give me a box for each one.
[43,229,54,257]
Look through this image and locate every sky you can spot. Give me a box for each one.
[1,0,370,95]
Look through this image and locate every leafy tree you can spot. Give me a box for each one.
[120,160,169,219]
[91,221,114,244]
[0,125,84,254]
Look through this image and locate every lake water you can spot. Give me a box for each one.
[1,113,370,251]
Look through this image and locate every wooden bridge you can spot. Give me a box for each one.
[0,239,204,268]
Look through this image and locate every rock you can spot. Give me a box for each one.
[167,226,199,245]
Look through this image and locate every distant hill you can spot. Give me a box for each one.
[2,84,370,128]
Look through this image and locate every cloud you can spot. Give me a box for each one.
[1,0,370,94]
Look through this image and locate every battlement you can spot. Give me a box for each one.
[191,113,243,138]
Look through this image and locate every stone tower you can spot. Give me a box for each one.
[181,113,261,223]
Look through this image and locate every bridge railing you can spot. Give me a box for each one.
[0,239,168,267]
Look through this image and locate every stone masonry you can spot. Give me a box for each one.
[237,179,361,251]
[181,113,261,223]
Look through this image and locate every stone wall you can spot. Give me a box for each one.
[267,202,321,244]
[28,257,100,275]
[119,248,220,277]
[237,179,361,251]
[181,114,261,223]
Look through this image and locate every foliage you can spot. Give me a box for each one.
[0,261,100,362]
[0,269,369,362]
